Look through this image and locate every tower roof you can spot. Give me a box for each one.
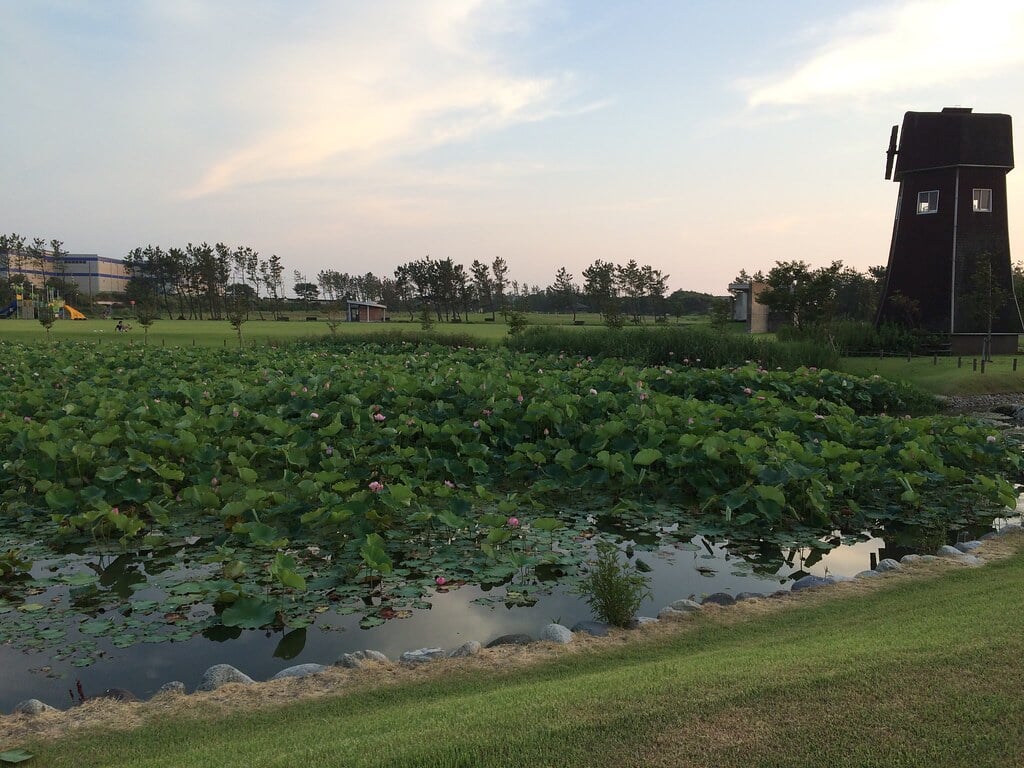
[894,108,1013,179]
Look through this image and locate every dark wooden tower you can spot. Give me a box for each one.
[875,107,1022,353]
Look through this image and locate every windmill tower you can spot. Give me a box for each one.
[875,107,1022,353]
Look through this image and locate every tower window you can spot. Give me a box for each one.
[917,190,939,214]
[972,188,992,212]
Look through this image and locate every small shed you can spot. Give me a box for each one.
[727,281,769,333]
[347,300,387,322]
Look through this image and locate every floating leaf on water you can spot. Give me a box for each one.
[61,573,99,587]
[221,597,277,629]
[79,619,115,636]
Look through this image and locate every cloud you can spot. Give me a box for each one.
[180,1,570,198]
[745,0,1024,108]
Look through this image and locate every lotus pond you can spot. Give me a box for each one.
[0,339,1018,707]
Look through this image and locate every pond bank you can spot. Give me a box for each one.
[5,529,1022,757]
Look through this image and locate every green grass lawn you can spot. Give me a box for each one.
[0,314,709,347]
[15,541,1024,768]
[841,354,1024,395]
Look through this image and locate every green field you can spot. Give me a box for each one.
[0,313,715,346]
[13,538,1024,768]
[842,354,1024,395]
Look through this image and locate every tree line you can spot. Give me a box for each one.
[123,243,704,324]
[0,229,720,324]
[0,233,79,306]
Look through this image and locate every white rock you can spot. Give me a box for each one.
[448,641,482,658]
[875,558,902,572]
[335,649,389,668]
[196,664,255,692]
[668,598,702,612]
[540,623,573,644]
[271,663,328,680]
[400,648,447,665]
[14,698,57,715]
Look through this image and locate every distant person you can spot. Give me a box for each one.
[115,320,125,333]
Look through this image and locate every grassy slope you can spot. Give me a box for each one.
[21,545,1024,768]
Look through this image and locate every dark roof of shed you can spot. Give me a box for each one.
[894,108,1013,179]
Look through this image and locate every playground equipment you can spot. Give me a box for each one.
[0,293,87,320]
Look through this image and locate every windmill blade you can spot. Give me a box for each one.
[884,124,898,180]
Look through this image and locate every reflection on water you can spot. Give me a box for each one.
[0,523,954,712]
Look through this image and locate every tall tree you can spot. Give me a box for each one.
[471,260,494,320]
[552,266,578,322]
[491,257,508,318]
[260,254,285,319]
[960,250,1013,360]
[756,260,843,330]
[583,259,620,327]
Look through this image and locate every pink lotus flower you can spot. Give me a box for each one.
[23,416,31,422]
[987,435,997,443]
[310,412,320,419]
[435,576,447,586]
[473,420,480,428]
[444,480,455,489]
[232,409,239,418]
[743,387,753,396]
[210,477,219,486]
[368,481,384,493]
[373,413,386,422]
[589,388,598,395]
[517,394,524,403]
[507,517,520,528]
[325,446,334,456]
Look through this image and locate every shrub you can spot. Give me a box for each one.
[507,326,840,370]
[574,542,651,628]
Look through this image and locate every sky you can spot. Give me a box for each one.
[3,0,1024,296]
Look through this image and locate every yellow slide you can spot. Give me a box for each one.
[65,305,87,320]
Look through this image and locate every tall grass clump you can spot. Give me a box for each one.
[776,321,944,355]
[508,326,840,370]
[574,542,652,628]
[308,329,497,350]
